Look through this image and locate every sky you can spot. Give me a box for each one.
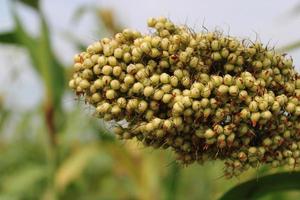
[1,0,300,110]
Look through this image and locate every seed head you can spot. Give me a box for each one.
[70,17,300,178]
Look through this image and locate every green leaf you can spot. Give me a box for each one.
[165,163,181,200]
[278,40,300,52]
[8,8,65,107]
[0,110,10,132]
[17,0,40,10]
[11,8,40,74]
[1,164,47,194]
[55,144,101,191]
[37,14,65,107]
[0,32,17,44]
[220,172,300,200]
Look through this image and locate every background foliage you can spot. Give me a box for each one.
[0,1,300,199]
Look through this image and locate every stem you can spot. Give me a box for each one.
[44,98,58,200]
[45,102,57,146]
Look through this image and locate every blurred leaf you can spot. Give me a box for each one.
[278,40,300,52]
[98,9,122,34]
[287,3,300,17]
[17,0,40,10]
[0,32,17,44]
[92,120,115,141]
[1,164,47,195]
[11,8,40,73]
[71,6,122,35]
[55,144,101,191]
[220,172,300,200]
[61,31,86,51]
[8,9,65,107]
[38,15,65,107]
[71,5,93,24]
[0,110,10,132]
[0,194,17,200]
[165,163,180,200]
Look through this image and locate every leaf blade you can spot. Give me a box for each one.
[0,32,17,44]
[37,14,65,107]
[18,0,40,10]
[11,8,41,74]
[220,172,300,200]
[55,144,101,191]
[278,40,300,52]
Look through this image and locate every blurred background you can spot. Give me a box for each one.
[1,0,300,199]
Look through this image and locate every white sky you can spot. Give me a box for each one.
[1,0,300,110]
